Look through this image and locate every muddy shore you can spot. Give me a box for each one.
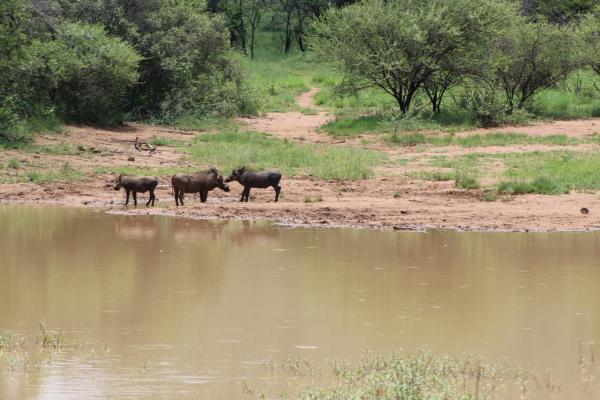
[2,90,600,232]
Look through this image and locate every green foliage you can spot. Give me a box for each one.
[497,177,566,195]
[462,87,509,127]
[529,0,596,24]
[311,0,515,113]
[578,6,600,94]
[492,20,577,111]
[187,130,382,179]
[53,22,141,125]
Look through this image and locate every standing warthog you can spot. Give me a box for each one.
[225,166,281,202]
[171,168,230,206]
[114,174,158,206]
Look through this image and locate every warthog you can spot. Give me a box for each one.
[114,174,158,206]
[225,166,281,202]
[171,168,230,206]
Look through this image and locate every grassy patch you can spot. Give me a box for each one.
[497,177,566,195]
[415,170,456,181]
[7,158,20,169]
[497,150,600,194]
[455,133,576,147]
[454,171,480,189]
[415,169,480,189]
[94,165,194,177]
[0,114,64,147]
[187,131,383,180]
[25,163,84,183]
[166,116,241,132]
[22,142,81,155]
[321,115,386,138]
[149,136,185,147]
[1,162,85,184]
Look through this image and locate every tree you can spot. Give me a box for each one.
[524,0,596,24]
[52,22,142,125]
[219,0,266,58]
[311,0,515,113]
[578,6,600,78]
[492,20,577,111]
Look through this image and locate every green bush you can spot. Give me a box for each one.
[53,22,141,125]
[497,177,567,195]
[463,87,508,127]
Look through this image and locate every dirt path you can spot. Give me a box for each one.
[3,91,600,232]
[239,88,335,142]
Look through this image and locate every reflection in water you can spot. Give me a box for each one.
[0,205,600,398]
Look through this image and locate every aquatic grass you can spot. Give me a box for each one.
[38,322,63,349]
[253,351,557,400]
[0,333,19,352]
[186,131,383,180]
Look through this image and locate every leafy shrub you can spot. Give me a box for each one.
[463,88,508,127]
[53,22,141,125]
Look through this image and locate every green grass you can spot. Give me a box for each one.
[1,162,85,184]
[95,165,194,177]
[497,150,600,194]
[0,114,64,146]
[455,132,576,147]
[415,170,456,182]
[425,150,600,195]
[149,136,185,147]
[321,115,387,138]
[166,115,241,132]
[454,171,480,189]
[497,177,566,195]
[415,169,480,189]
[186,130,383,180]
[7,158,20,169]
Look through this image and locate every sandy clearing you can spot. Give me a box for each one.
[456,118,600,137]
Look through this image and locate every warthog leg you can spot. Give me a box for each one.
[274,185,281,202]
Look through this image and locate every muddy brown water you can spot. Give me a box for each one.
[1,205,600,399]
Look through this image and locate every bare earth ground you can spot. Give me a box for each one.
[2,91,600,232]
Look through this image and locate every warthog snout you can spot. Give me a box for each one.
[217,176,230,192]
[114,175,122,190]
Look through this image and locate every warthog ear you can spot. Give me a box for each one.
[238,166,246,174]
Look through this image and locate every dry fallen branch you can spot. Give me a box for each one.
[134,137,156,153]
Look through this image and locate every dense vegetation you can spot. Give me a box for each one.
[0,0,254,144]
[3,0,600,146]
